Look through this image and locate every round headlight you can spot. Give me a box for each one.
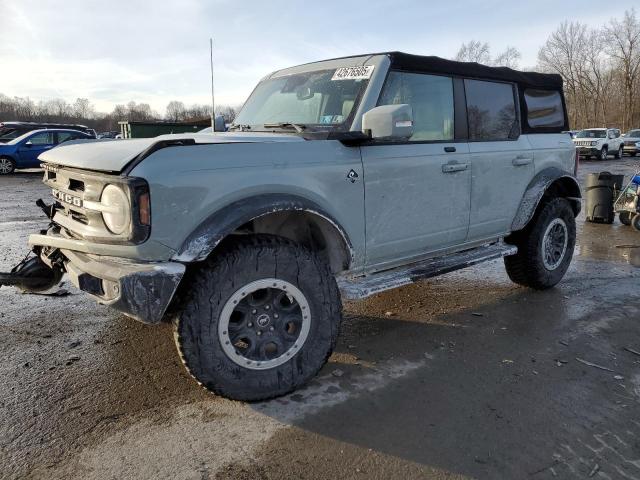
[101,184,130,235]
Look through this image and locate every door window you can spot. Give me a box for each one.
[378,71,454,141]
[27,132,55,145]
[57,132,81,144]
[464,79,518,141]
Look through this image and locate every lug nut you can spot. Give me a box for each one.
[248,322,253,327]
[274,313,279,319]
[257,331,262,336]
[265,305,270,310]
[252,309,257,315]
[269,326,274,331]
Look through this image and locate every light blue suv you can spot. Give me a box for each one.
[0,129,94,174]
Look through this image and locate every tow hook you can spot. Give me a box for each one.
[0,250,64,292]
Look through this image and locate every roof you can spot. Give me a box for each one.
[299,51,564,90]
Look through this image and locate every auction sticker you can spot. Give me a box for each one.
[331,65,375,81]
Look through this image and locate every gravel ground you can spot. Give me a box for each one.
[2,157,640,480]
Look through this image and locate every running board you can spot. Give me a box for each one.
[337,242,517,300]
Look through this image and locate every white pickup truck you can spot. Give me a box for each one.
[573,128,624,160]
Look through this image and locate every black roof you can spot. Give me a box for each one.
[386,52,562,89]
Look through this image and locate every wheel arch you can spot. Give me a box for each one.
[511,167,581,232]
[173,194,354,273]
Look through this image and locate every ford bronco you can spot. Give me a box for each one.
[0,52,580,401]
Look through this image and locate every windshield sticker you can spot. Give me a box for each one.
[331,66,375,81]
[320,115,344,124]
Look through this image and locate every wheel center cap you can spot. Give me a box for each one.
[256,313,271,327]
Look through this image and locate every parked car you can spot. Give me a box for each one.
[623,129,640,156]
[573,128,624,160]
[0,122,96,143]
[2,52,579,401]
[0,129,94,174]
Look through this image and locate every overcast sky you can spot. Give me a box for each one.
[1,0,638,114]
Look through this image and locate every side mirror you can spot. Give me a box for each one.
[362,104,413,140]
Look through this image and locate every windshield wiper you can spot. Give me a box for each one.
[262,122,307,133]
[228,124,252,132]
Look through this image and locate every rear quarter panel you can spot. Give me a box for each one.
[525,133,575,176]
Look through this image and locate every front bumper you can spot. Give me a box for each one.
[575,146,599,156]
[30,231,185,324]
[623,145,638,154]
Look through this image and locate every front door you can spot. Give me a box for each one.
[18,131,56,167]
[361,71,471,270]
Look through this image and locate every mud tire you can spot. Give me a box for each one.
[174,235,342,402]
[504,197,576,290]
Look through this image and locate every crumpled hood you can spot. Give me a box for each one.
[38,132,304,173]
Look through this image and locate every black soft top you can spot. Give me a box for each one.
[386,52,562,89]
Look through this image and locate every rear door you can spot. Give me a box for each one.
[360,71,471,270]
[464,79,534,240]
[17,131,56,167]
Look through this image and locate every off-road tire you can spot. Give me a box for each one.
[632,214,640,232]
[504,197,576,289]
[174,235,342,402]
[615,146,623,159]
[0,156,15,175]
[620,211,632,226]
[600,146,608,161]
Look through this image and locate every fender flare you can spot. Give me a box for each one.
[511,167,582,232]
[173,193,354,263]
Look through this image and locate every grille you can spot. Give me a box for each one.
[574,140,594,147]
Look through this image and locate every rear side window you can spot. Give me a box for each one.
[464,79,518,141]
[524,89,564,129]
[378,71,454,141]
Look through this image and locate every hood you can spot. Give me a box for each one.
[38,132,304,173]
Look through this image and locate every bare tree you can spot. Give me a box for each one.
[494,47,521,68]
[455,41,491,64]
[165,100,186,121]
[603,8,640,130]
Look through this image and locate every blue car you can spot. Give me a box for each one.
[0,129,94,175]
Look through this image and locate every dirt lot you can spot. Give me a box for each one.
[2,158,640,480]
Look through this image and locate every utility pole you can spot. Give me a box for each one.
[210,38,215,131]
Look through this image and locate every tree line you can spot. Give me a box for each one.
[456,9,640,131]
[2,9,638,133]
[0,94,238,134]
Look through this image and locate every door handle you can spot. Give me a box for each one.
[512,156,532,166]
[442,162,468,173]
[444,146,456,153]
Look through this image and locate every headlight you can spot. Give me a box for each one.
[636,142,640,148]
[101,184,131,235]
[591,141,598,146]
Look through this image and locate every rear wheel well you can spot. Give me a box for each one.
[542,177,581,217]
[219,211,352,274]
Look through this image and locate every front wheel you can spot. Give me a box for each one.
[174,235,342,401]
[504,197,576,289]
[600,147,609,161]
[0,157,15,175]
[615,146,623,159]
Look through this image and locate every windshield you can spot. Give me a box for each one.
[626,130,640,138]
[576,129,606,139]
[233,68,371,131]
[6,131,37,145]
[0,128,20,142]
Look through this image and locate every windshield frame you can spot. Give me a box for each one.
[232,68,372,134]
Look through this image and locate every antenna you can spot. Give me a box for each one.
[210,38,215,131]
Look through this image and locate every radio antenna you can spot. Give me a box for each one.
[210,38,215,131]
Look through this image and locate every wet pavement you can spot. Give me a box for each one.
[2,158,640,480]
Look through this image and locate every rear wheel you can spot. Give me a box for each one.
[504,197,576,289]
[0,157,15,175]
[600,147,608,161]
[615,145,623,159]
[620,211,632,226]
[174,235,342,401]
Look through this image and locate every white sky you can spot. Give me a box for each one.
[1,0,638,114]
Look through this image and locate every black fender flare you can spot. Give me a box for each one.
[173,194,354,264]
[511,167,581,232]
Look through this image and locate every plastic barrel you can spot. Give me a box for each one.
[585,172,618,223]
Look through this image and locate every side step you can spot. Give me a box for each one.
[337,242,517,300]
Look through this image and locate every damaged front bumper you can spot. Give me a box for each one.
[29,231,185,324]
